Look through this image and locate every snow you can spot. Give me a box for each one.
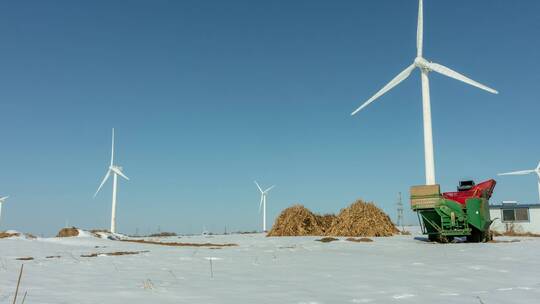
[75,229,96,238]
[1,230,540,303]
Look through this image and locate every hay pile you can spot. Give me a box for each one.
[57,227,80,237]
[325,200,398,237]
[318,214,337,231]
[266,205,336,236]
[268,200,398,237]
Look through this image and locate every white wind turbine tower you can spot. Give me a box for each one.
[499,161,540,202]
[0,196,9,226]
[255,181,274,232]
[94,128,129,233]
[351,0,498,185]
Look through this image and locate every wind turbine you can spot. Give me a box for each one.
[0,196,9,226]
[254,181,274,232]
[94,128,129,233]
[499,161,540,202]
[351,0,498,185]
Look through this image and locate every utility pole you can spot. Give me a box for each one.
[397,192,404,231]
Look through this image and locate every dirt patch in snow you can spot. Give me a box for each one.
[492,231,540,237]
[148,232,177,237]
[16,257,34,261]
[46,255,62,259]
[488,239,521,243]
[346,237,374,243]
[56,227,80,237]
[81,250,149,258]
[120,239,238,247]
[316,237,339,243]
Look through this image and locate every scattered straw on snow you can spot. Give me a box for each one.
[0,230,36,239]
[0,231,21,239]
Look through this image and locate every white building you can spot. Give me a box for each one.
[490,201,540,234]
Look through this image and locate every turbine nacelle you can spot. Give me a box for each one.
[414,57,430,70]
[254,181,274,195]
[262,185,275,194]
[112,166,129,180]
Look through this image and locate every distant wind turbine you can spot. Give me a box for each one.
[254,181,274,232]
[94,128,129,233]
[499,161,540,202]
[0,196,9,226]
[351,0,498,185]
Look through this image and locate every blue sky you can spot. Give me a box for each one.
[0,0,539,236]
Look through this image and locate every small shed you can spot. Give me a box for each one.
[489,201,540,234]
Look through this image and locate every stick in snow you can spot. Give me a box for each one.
[12,264,24,304]
[21,291,28,304]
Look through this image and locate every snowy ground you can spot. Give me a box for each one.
[1,229,539,304]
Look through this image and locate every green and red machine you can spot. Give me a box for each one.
[410,179,496,242]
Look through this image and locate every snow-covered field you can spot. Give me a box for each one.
[1,229,539,304]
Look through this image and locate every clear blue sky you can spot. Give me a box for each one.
[1,0,539,236]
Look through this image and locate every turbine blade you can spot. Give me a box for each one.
[254,181,263,193]
[351,64,416,115]
[264,185,275,193]
[94,170,111,197]
[112,167,130,180]
[498,169,535,176]
[259,195,264,213]
[427,62,498,94]
[536,161,540,171]
[110,128,115,166]
[417,0,423,57]
[0,196,8,202]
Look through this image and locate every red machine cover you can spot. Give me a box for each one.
[442,179,496,205]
